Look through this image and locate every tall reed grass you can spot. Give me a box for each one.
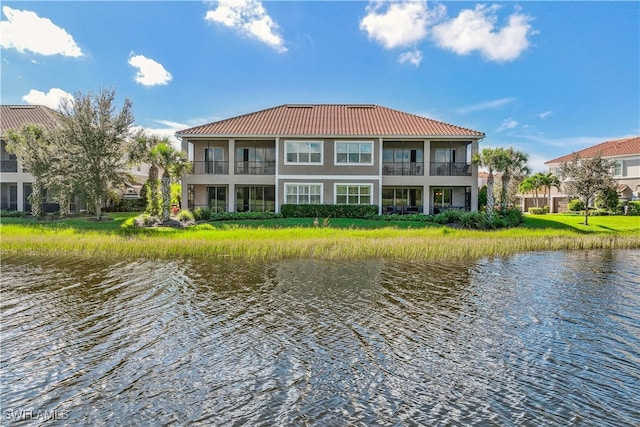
[2,224,638,261]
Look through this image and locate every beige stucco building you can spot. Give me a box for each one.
[176,104,484,215]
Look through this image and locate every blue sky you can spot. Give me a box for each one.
[1,1,638,171]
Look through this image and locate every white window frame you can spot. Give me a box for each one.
[334,141,374,165]
[284,140,324,165]
[334,183,374,205]
[613,160,623,177]
[285,183,323,205]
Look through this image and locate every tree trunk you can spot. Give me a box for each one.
[161,175,171,222]
[95,195,102,220]
[501,174,510,211]
[148,165,160,216]
[583,196,589,225]
[29,180,42,217]
[486,174,495,220]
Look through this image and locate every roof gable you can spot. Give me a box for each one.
[545,136,640,164]
[176,104,484,138]
[0,105,62,134]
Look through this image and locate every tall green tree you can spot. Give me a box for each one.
[130,132,164,216]
[151,142,191,221]
[473,148,508,220]
[4,124,56,216]
[538,171,561,209]
[56,88,135,219]
[499,147,529,211]
[559,154,615,225]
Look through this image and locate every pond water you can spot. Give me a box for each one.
[1,250,639,426]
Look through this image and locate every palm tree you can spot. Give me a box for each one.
[499,147,529,211]
[130,133,164,216]
[538,171,560,210]
[152,142,192,222]
[519,174,544,208]
[472,148,508,220]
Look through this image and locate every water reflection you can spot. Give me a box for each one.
[1,251,639,426]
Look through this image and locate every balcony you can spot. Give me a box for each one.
[191,161,229,175]
[382,162,424,176]
[1,160,18,173]
[430,162,471,176]
[235,161,275,175]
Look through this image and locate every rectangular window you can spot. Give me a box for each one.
[285,141,323,164]
[207,186,227,212]
[613,160,623,177]
[236,186,275,212]
[335,184,372,205]
[285,184,322,204]
[335,141,373,165]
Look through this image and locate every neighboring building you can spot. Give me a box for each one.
[0,104,149,212]
[0,105,62,212]
[521,136,640,212]
[175,104,484,215]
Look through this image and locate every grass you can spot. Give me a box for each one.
[1,212,638,261]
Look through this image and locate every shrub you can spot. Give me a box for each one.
[434,209,463,225]
[280,204,378,218]
[502,208,524,227]
[528,207,546,215]
[627,201,640,215]
[193,207,212,221]
[568,199,585,211]
[459,211,488,229]
[209,211,282,221]
[117,198,146,212]
[178,209,194,222]
[0,210,28,218]
[588,209,609,216]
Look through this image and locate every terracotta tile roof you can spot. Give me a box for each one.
[176,104,484,138]
[0,105,62,134]
[545,136,640,164]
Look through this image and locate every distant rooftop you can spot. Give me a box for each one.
[176,104,484,138]
[545,136,640,164]
[0,105,61,134]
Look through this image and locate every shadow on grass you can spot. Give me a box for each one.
[521,215,590,233]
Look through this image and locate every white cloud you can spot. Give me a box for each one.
[128,54,172,86]
[360,1,443,49]
[497,117,518,132]
[0,6,82,57]
[538,111,552,120]
[205,0,287,53]
[398,49,423,66]
[457,97,515,114]
[431,4,534,62]
[22,87,73,110]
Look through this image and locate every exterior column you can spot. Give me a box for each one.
[275,137,280,213]
[424,140,431,214]
[228,139,235,212]
[228,183,235,213]
[17,183,24,212]
[378,137,383,215]
[471,139,479,212]
[228,139,235,176]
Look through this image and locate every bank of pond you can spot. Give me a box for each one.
[1,212,638,261]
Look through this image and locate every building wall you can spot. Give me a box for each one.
[181,136,479,213]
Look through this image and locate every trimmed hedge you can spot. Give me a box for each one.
[193,208,283,221]
[280,204,379,218]
[528,207,549,215]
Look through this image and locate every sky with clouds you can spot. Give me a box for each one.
[1,1,638,171]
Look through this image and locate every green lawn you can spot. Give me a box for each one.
[2,212,638,261]
[1,211,638,233]
[522,213,640,233]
